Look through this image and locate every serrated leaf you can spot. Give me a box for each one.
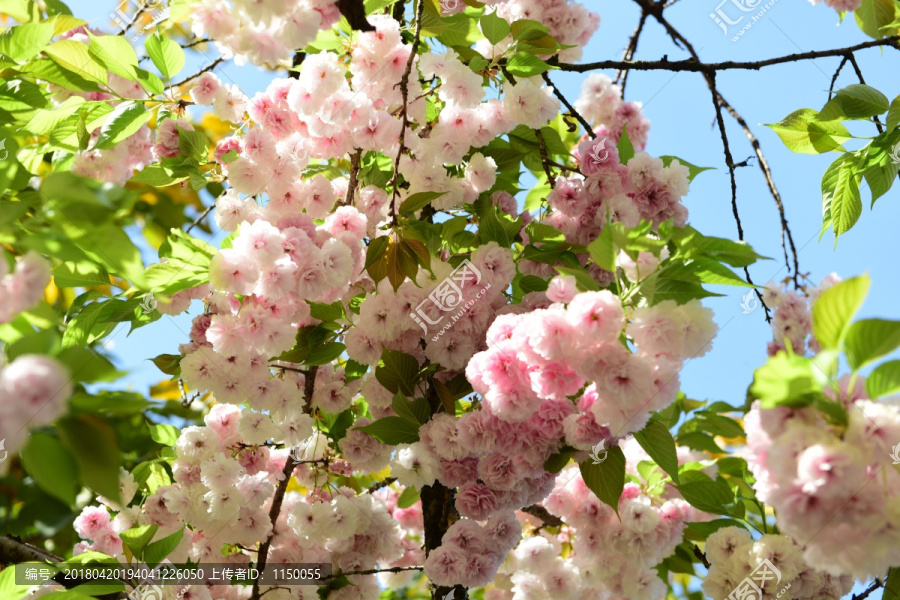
[143,527,184,568]
[820,84,890,120]
[480,11,511,45]
[844,319,900,370]
[579,446,625,517]
[358,417,420,445]
[93,101,151,150]
[87,33,139,81]
[20,432,79,505]
[765,108,851,154]
[58,415,121,505]
[811,274,870,349]
[676,471,733,516]
[44,39,108,84]
[146,32,185,80]
[633,421,680,485]
[866,360,900,399]
[376,349,419,396]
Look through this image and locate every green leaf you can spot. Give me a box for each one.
[506,52,552,77]
[396,486,421,508]
[676,431,726,454]
[400,191,446,216]
[685,519,747,541]
[306,342,346,366]
[544,448,573,473]
[22,96,87,136]
[376,349,419,396]
[119,524,158,560]
[0,22,55,63]
[887,95,900,131]
[392,392,431,425]
[677,471,734,516]
[510,18,549,41]
[844,318,900,370]
[20,432,79,505]
[146,32,185,80]
[866,360,900,399]
[149,423,180,446]
[143,527,184,568]
[828,162,862,238]
[55,347,121,384]
[617,126,635,163]
[632,421,680,485]
[44,39,108,84]
[357,417,421,445]
[480,11,511,45]
[93,101,152,150]
[751,352,823,409]
[820,84,890,120]
[659,156,713,181]
[811,274,870,349]
[555,265,600,292]
[57,415,121,504]
[854,0,897,38]
[87,33,139,81]
[884,567,900,600]
[579,447,626,517]
[765,108,851,154]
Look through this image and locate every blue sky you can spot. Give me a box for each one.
[61,0,900,595]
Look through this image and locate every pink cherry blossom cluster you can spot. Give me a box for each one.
[48,27,154,185]
[0,251,51,324]
[482,463,690,600]
[0,355,73,475]
[742,394,900,579]
[190,0,340,67]
[701,528,855,600]
[544,143,690,246]
[808,0,863,13]
[424,512,522,588]
[466,292,716,439]
[480,0,600,63]
[575,73,652,152]
[71,404,408,600]
[761,273,841,356]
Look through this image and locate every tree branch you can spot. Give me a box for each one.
[534,127,557,189]
[345,148,363,207]
[249,366,318,600]
[520,504,564,528]
[616,10,649,96]
[169,57,225,91]
[556,36,900,74]
[542,70,596,139]
[366,477,397,494]
[388,0,425,223]
[851,577,883,600]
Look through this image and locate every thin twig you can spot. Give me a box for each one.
[387,0,425,223]
[828,55,849,100]
[186,204,214,234]
[168,57,225,90]
[845,53,884,134]
[691,543,710,569]
[851,578,883,600]
[534,127,556,189]
[616,10,648,95]
[345,148,363,207]
[542,70,596,139]
[366,477,397,494]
